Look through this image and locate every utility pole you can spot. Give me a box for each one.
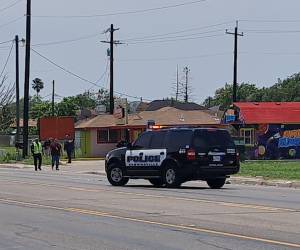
[208,96,211,108]
[176,65,179,102]
[183,66,190,103]
[52,80,55,116]
[15,35,20,145]
[101,24,123,114]
[226,21,243,103]
[23,0,31,158]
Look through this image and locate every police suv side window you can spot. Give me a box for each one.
[149,131,167,149]
[133,132,151,149]
[165,130,193,152]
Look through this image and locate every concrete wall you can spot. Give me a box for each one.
[90,129,116,157]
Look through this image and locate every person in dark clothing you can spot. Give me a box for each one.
[64,134,74,163]
[43,138,51,157]
[31,138,43,171]
[50,138,62,170]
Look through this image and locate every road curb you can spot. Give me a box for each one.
[82,171,300,189]
[0,164,30,169]
[230,177,300,189]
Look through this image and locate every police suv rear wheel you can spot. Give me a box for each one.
[206,178,226,189]
[107,164,129,186]
[148,178,164,187]
[163,165,181,188]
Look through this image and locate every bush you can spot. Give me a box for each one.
[0,147,20,163]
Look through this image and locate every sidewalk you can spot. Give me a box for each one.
[1,160,300,189]
[0,160,105,174]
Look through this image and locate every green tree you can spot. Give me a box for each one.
[29,96,52,119]
[0,76,15,132]
[203,73,300,109]
[32,78,44,96]
[262,74,300,102]
[96,88,110,110]
[56,92,98,117]
[203,83,260,110]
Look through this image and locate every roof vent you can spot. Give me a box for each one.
[253,102,259,105]
[276,102,281,105]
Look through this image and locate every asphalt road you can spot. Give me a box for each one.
[0,163,299,250]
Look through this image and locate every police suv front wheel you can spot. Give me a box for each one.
[107,164,129,186]
[163,165,181,188]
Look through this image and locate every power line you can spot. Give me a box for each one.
[95,58,109,84]
[124,33,225,45]
[240,19,300,23]
[31,48,100,87]
[31,0,206,18]
[244,29,300,34]
[121,29,224,43]
[0,0,23,13]
[240,51,300,56]
[54,93,64,99]
[32,32,101,47]
[116,52,232,62]
[40,93,52,99]
[0,16,24,29]
[120,21,234,41]
[0,41,14,79]
[0,39,14,45]
[31,48,152,101]
[88,58,109,91]
[0,45,12,50]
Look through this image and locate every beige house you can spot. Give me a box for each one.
[75,107,223,157]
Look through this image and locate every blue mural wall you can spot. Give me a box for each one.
[251,124,300,159]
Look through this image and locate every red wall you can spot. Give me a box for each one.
[39,117,75,141]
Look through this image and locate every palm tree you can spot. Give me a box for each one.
[32,78,44,96]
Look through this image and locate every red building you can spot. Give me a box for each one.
[224,102,300,159]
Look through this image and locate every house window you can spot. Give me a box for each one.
[98,129,109,143]
[109,130,119,143]
[97,129,120,144]
[240,128,255,146]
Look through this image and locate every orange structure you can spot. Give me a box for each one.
[39,117,75,141]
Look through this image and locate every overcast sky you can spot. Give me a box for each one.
[1,0,300,103]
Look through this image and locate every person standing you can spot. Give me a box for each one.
[64,134,74,164]
[43,138,51,157]
[31,138,43,171]
[50,138,62,171]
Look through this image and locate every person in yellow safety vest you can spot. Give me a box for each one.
[31,138,43,171]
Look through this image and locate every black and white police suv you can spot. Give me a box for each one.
[105,128,240,189]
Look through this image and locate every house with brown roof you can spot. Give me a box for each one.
[75,107,222,157]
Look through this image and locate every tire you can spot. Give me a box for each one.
[107,163,129,186]
[148,178,164,187]
[206,178,226,189]
[163,164,181,188]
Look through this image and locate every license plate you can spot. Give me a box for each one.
[213,156,221,162]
